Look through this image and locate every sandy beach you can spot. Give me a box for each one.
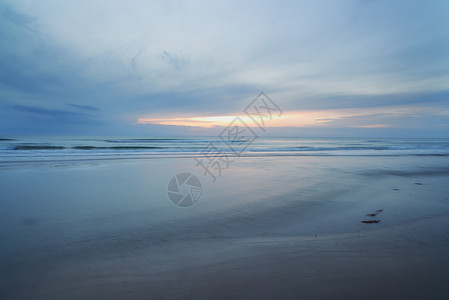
[1,154,449,299]
[2,0,449,298]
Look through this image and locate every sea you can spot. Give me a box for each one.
[2,135,449,298]
[1,136,449,166]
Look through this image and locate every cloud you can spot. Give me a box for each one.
[161,50,190,71]
[287,90,449,111]
[1,3,36,26]
[67,103,99,111]
[1,0,449,136]
[10,104,99,125]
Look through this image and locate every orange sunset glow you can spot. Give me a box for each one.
[136,106,425,128]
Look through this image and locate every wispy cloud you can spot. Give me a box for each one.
[161,50,190,71]
[10,104,99,125]
[1,0,449,136]
[67,103,99,111]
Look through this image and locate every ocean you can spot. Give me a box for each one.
[1,136,449,167]
[1,135,449,298]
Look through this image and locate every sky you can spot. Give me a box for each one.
[1,0,449,137]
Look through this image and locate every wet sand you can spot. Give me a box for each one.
[1,156,449,299]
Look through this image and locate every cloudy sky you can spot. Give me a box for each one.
[1,0,449,136]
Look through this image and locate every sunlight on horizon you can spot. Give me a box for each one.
[136,106,431,129]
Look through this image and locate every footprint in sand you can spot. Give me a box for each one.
[361,220,380,224]
[362,209,383,224]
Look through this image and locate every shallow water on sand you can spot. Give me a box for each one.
[1,155,448,255]
[1,154,449,299]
